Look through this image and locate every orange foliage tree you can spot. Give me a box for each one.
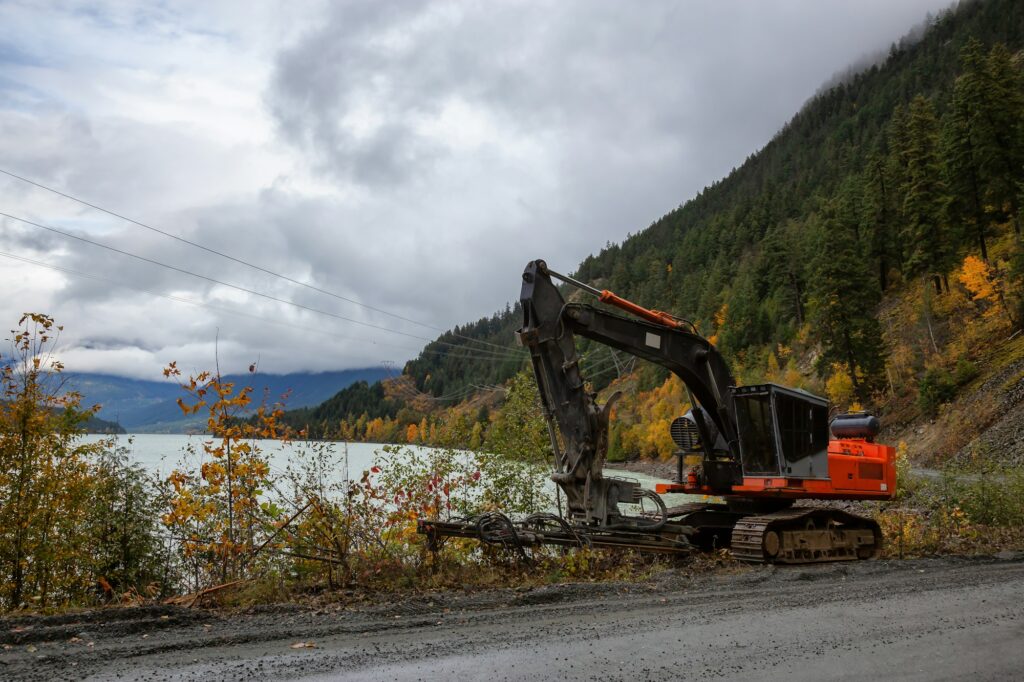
[957,254,1017,327]
[161,362,286,586]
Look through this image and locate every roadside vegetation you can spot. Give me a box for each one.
[876,445,1024,558]
[0,314,170,611]
[0,313,668,613]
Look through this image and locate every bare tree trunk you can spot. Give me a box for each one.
[922,281,940,355]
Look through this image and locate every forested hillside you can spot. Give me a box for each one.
[287,0,1024,459]
[406,0,1023,390]
[404,308,524,399]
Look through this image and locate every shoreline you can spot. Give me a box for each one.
[605,457,677,481]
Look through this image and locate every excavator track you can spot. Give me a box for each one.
[730,508,882,564]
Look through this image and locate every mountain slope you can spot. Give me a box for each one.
[404,0,1024,398]
[67,368,389,432]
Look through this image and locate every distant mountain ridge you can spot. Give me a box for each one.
[66,368,389,433]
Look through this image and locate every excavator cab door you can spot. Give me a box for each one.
[732,384,830,480]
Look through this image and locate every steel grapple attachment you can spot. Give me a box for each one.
[417,512,695,557]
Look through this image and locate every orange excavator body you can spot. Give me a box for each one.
[656,438,896,501]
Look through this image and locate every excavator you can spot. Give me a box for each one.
[419,260,896,564]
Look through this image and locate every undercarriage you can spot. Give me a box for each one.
[417,502,882,565]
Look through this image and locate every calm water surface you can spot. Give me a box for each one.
[80,433,695,507]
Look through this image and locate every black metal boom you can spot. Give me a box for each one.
[517,259,742,526]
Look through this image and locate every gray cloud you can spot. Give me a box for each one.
[0,0,955,379]
[267,0,955,250]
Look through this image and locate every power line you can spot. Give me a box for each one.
[379,362,497,403]
[0,210,523,361]
[0,167,524,358]
[0,248,523,365]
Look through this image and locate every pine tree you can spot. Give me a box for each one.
[944,38,1024,250]
[763,219,808,327]
[886,104,912,268]
[977,43,1024,232]
[718,261,768,355]
[835,175,867,244]
[944,62,990,259]
[902,95,953,292]
[808,205,886,403]
[863,149,899,289]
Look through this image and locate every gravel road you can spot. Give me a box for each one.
[2,554,1023,681]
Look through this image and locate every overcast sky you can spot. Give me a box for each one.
[0,0,955,380]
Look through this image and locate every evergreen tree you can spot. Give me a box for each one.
[808,207,886,402]
[835,175,867,244]
[902,95,954,292]
[944,45,991,259]
[718,261,768,356]
[762,219,809,327]
[944,38,1024,251]
[863,149,899,289]
[886,104,912,268]
[977,43,1024,232]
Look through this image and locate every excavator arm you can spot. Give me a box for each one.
[517,259,742,525]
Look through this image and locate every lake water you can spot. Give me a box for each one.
[80,433,697,508]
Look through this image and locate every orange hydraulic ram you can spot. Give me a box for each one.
[542,263,688,330]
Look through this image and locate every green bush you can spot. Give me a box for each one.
[88,442,175,598]
[918,367,957,415]
[953,357,979,386]
[943,465,1024,527]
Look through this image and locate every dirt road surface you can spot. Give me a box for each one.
[2,554,1023,681]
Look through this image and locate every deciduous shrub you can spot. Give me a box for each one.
[0,314,168,610]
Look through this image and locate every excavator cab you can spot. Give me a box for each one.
[731,384,830,479]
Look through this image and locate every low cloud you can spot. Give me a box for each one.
[0,0,954,379]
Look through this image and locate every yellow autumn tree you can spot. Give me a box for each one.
[825,363,856,409]
[958,255,996,302]
[707,303,728,347]
[364,417,385,442]
[162,362,284,586]
[957,254,1016,326]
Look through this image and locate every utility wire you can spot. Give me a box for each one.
[0,249,519,365]
[380,362,494,403]
[0,211,523,361]
[0,167,523,357]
